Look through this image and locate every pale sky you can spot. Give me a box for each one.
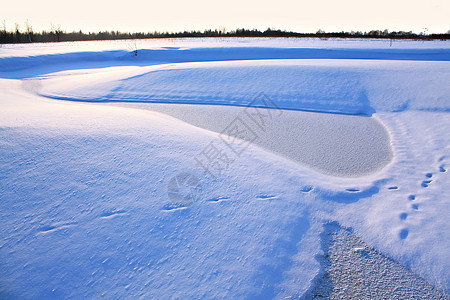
[2,0,449,34]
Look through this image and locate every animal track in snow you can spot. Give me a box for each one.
[100,209,127,219]
[399,228,409,240]
[38,222,76,234]
[421,180,432,188]
[438,156,447,172]
[397,160,446,241]
[399,213,408,220]
[388,186,399,190]
[162,204,188,212]
[321,179,387,204]
[207,196,230,203]
[255,194,279,201]
[301,185,314,193]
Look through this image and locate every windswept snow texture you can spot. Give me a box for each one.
[1,38,450,298]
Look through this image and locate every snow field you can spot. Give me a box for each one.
[0,38,449,297]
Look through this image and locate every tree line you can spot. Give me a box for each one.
[1,25,449,44]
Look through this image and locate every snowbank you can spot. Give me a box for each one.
[35,59,450,116]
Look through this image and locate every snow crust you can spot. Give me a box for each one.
[107,102,392,177]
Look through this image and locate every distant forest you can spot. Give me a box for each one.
[1,25,449,44]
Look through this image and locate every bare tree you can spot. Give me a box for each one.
[25,19,33,42]
[127,41,138,56]
[14,22,21,42]
[50,23,62,42]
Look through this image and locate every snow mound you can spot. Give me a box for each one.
[37,59,450,116]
